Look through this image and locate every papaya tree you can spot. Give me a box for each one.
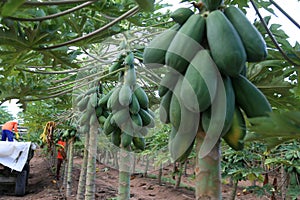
[142,0,299,199]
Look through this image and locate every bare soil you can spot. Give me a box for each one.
[0,149,271,200]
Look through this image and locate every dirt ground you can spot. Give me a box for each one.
[0,149,271,200]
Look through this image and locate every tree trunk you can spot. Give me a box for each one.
[84,122,98,200]
[66,138,74,197]
[118,145,132,200]
[76,131,90,200]
[175,162,183,189]
[158,163,163,186]
[195,131,222,200]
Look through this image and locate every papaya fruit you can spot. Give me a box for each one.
[77,95,89,111]
[119,84,133,106]
[201,75,235,138]
[168,77,200,161]
[139,108,154,127]
[79,111,90,126]
[95,106,103,117]
[124,64,136,86]
[129,93,140,114]
[202,0,223,11]
[166,14,206,73]
[124,52,134,65]
[158,69,180,97]
[170,7,194,25]
[159,90,172,124]
[180,50,219,113]
[133,136,145,150]
[98,115,106,124]
[112,108,131,127]
[143,24,180,66]
[103,113,116,135]
[89,93,98,108]
[107,86,122,112]
[222,107,246,151]
[98,89,114,107]
[133,85,149,110]
[111,128,121,147]
[231,75,272,118]
[206,10,246,77]
[121,132,133,148]
[109,62,123,73]
[224,6,267,62]
[131,113,143,131]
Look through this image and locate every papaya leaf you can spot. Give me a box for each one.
[1,0,25,17]
[245,111,300,150]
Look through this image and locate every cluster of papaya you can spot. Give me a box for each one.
[60,129,80,142]
[143,0,272,161]
[98,52,155,150]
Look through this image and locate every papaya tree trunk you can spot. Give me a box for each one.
[66,138,74,197]
[195,131,222,200]
[175,162,183,189]
[118,146,132,200]
[84,122,98,200]
[76,130,90,200]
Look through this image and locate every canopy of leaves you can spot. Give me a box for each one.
[246,111,300,149]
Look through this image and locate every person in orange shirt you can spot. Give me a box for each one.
[1,120,19,142]
[56,137,66,180]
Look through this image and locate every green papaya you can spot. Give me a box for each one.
[111,128,121,147]
[119,84,133,106]
[95,106,103,117]
[159,90,172,124]
[121,132,133,148]
[222,107,246,151]
[98,89,114,107]
[124,64,136,86]
[202,0,223,11]
[180,50,219,112]
[103,113,116,135]
[77,95,89,111]
[206,10,246,77]
[158,69,180,97]
[133,136,145,150]
[107,86,122,112]
[112,108,130,127]
[133,85,149,110]
[201,75,235,138]
[231,75,272,117]
[98,116,106,124]
[224,6,267,62]
[166,14,206,73]
[139,108,154,127]
[129,93,140,114]
[131,113,143,131]
[109,62,123,73]
[170,7,194,25]
[143,24,180,66]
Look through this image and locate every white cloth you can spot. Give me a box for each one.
[0,141,32,172]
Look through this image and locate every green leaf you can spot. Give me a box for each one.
[1,0,25,17]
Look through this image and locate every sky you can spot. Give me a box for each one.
[2,0,299,118]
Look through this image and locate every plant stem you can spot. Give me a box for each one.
[195,131,221,200]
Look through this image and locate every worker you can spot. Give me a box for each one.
[1,120,19,142]
[56,136,66,180]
